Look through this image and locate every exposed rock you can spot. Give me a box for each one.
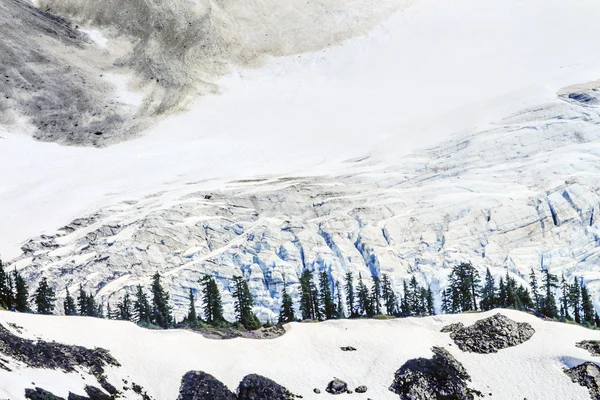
[326,378,349,395]
[68,394,92,400]
[83,386,111,400]
[313,388,321,394]
[564,362,600,399]
[25,388,65,400]
[440,322,464,333]
[389,346,481,400]
[355,385,367,393]
[340,346,357,352]
[445,314,534,353]
[577,340,600,356]
[237,374,300,399]
[177,371,236,400]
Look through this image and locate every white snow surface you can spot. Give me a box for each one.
[0,309,598,400]
[3,0,600,258]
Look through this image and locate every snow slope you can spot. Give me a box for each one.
[0,309,598,400]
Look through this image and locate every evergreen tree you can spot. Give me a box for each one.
[356,273,372,316]
[63,287,77,316]
[497,277,507,308]
[134,284,152,325]
[344,272,356,318]
[529,268,541,312]
[278,279,296,324]
[33,277,55,315]
[480,268,496,311]
[77,284,88,316]
[232,276,261,330]
[441,287,452,314]
[446,262,481,313]
[580,280,595,325]
[371,275,382,315]
[515,284,534,310]
[407,276,420,315]
[381,274,397,316]
[540,268,559,319]
[13,270,29,313]
[569,276,582,324]
[595,312,600,328]
[117,293,133,321]
[200,276,224,325]
[401,280,411,316]
[186,288,198,324]
[424,286,435,315]
[85,292,98,317]
[319,270,335,320]
[0,260,13,310]
[559,274,571,320]
[504,270,518,309]
[335,280,345,319]
[299,269,318,320]
[151,272,173,328]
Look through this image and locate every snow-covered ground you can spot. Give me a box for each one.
[0,309,598,400]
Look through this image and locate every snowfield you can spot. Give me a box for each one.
[0,309,599,399]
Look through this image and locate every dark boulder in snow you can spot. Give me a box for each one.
[389,346,481,400]
[565,362,600,400]
[443,313,534,353]
[440,322,464,333]
[237,374,299,399]
[355,385,367,393]
[83,385,112,400]
[340,346,357,351]
[25,387,65,400]
[576,340,600,357]
[177,371,236,400]
[326,378,349,394]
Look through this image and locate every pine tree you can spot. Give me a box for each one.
[13,270,29,313]
[559,274,571,320]
[580,279,595,325]
[446,263,481,313]
[344,272,356,318]
[480,268,496,311]
[151,272,173,328]
[595,312,600,328]
[335,280,345,319]
[278,279,295,324]
[504,270,517,309]
[381,274,397,316]
[134,284,152,325]
[516,284,534,310]
[63,287,77,316]
[425,285,435,315]
[371,275,382,315]
[33,277,55,315]
[401,281,412,316]
[200,276,224,325]
[497,277,507,308]
[77,284,88,316]
[117,293,133,321]
[441,287,452,314]
[299,269,318,320]
[232,276,260,330]
[540,268,559,319]
[0,260,13,310]
[408,277,420,315]
[186,288,198,324]
[85,292,98,317]
[529,268,541,312]
[356,273,372,316]
[569,276,582,324]
[319,270,335,320]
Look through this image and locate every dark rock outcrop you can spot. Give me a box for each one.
[440,322,464,333]
[340,346,357,352]
[83,386,112,400]
[577,341,600,357]
[564,362,600,399]
[177,371,236,400]
[25,388,65,400]
[443,314,534,353]
[389,346,481,400]
[355,385,367,393]
[326,378,348,395]
[237,374,299,399]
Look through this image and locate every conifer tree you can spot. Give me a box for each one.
[540,268,559,319]
[0,260,13,310]
[344,272,356,318]
[559,274,571,320]
[151,272,173,328]
[232,276,261,330]
[408,276,421,315]
[497,277,507,308]
[134,284,152,325]
[595,312,600,328]
[85,292,98,317]
[319,270,335,320]
[278,279,296,324]
[529,269,541,312]
[63,287,77,316]
[401,281,412,316]
[504,270,517,309]
[569,276,582,324]
[334,280,345,319]
[480,268,496,311]
[117,293,133,321]
[441,287,452,314]
[381,274,397,316]
[34,277,55,315]
[299,269,317,320]
[446,262,481,313]
[13,270,29,313]
[371,275,382,315]
[186,288,198,324]
[356,273,372,316]
[77,284,88,316]
[580,280,595,325]
[200,276,224,325]
[425,285,435,315]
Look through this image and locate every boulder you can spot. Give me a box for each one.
[565,362,600,400]
[326,378,349,395]
[389,346,481,400]
[440,322,464,333]
[25,388,65,400]
[355,385,367,393]
[83,386,111,400]
[576,340,600,357]
[340,346,357,352]
[445,313,534,353]
[237,374,299,399]
[177,371,236,400]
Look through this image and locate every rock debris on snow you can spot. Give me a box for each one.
[565,362,600,400]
